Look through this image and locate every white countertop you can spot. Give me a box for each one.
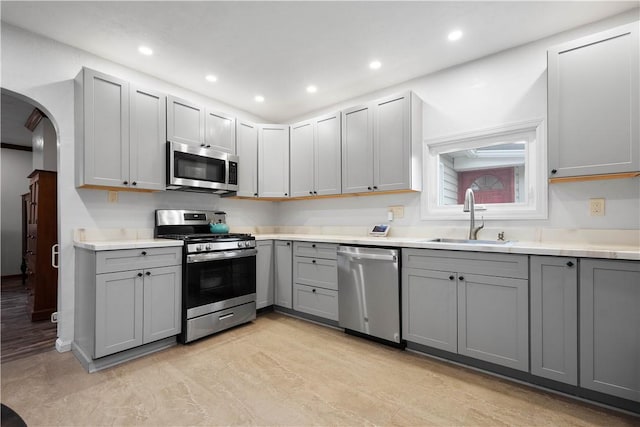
[254,234,640,261]
[74,239,183,251]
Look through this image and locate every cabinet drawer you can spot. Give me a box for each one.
[403,249,528,279]
[293,283,338,321]
[96,247,182,274]
[293,256,338,290]
[293,241,338,260]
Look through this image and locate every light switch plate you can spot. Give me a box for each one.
[107,191,118,203]
[388,206,404,219]
[590,198,605,216]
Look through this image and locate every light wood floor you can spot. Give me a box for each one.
[1,275,57,364]
[1,312,637,426]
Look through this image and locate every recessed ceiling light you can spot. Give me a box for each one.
[205,75,218,82]
[369,60,382,70]
[448,30,463,41]
[306,85,318,94]
[138,46,153,56]
[255,95,265,103]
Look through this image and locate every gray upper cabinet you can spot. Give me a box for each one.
[236,120,259,197]
[530,256,578,386]
[130,86,167,191]
[274,241,293,309]
[166,95,205,146]
[205,109,236,154]
[341,92,422,194]
[580,259,640,402]
[548,23,639,178]
[256,240,274,309]
[75,68,130,189]
[75,68,166,191]
[290,113,341,197]
[258,124,290,198]
[402,249,529,372]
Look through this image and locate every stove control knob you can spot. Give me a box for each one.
[237,241,243,248]
[205,244,212,251]
[195,245,203,252]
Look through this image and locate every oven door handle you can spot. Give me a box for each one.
[187,248,258,263]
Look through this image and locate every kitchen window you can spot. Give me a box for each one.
[422,118,547,220]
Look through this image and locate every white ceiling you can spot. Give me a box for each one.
[1,92,37,147]
[1,1,638,122]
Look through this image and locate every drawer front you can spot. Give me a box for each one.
[293,241,338,260]
[403,249,528,279]
[293,283,338,321]
[96,247,182,274]
[293,256,338,290]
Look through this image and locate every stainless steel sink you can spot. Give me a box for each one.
[422,238,512,245]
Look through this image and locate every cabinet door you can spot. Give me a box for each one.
[129,86,166,190]
[530,256,578,385]
[258,124,290,198]
[274,241,292,308]
[166,96,204,146]
[373,93,411,191]
[548,23,639,178]
[290,120,315,197]
[236,120,259,197]
[205,109,236,154]
[402,268,457,353]
[95,270,143,358]
[256,240,274,309]
[580,259,640,402]
[82,69,130,188]
[143,265,182,344]
[341,105,373,194]
[315,113,342,196]
[458,274,529,371]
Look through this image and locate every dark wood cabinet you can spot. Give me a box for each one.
[25,170,57,321]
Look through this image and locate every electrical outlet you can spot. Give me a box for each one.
[388,206,405,219]
[590,198,605,216]
[107,191,118,203]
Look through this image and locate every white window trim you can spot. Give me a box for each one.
[421,118,548,220]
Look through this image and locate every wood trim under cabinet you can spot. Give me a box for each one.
[231,188,419,202]
[549,172,640,184]
[78,184,161,193]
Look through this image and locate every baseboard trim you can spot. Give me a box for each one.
[56,338,72,353]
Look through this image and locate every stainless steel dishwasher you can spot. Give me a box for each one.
[337,245,401,345]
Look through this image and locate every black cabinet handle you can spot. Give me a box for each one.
[145,271,151,276]
[141,251,147,256]
[551,169,557,174]
[458,276,465,281]
[566,261,574,267]
[449,275,455,281]
[137,272,143,277]
[200,143,206,147]
[206,145,211,148]
[123,181,128,185]
[254,193,258,197]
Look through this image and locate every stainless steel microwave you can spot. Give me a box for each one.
[167,141,238,194]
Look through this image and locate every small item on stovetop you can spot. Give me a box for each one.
[209,219,230,234]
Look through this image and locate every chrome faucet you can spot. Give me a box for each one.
[463,188,484,240]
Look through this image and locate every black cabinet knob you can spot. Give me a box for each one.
[566,261,574,267]
[309,191,313,195]
[200,143,206,147]
[449,275,455,281]
[312,244,316,248]
[284,193,288,196]
[254,193,258,197]
[206,145,211,148]
[312,289,316,293]
[367,186,372,190]
[286,242,290,246]
[373,186,378,190]
[141,251,147,256]
[132,181,137,186]
[137,272,143,277]
[458,276,465,281]
[312,259,316,264]
[313,191,318,195]
[145,271,151,276]
[123,181,128,185]
[551,169,557,174]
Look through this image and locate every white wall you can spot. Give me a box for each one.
[279,9,640,232]
[1,148,32,275]
[0,22,272,351]
[32,117,57,171]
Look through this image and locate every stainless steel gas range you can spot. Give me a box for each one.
[155,209,256,343]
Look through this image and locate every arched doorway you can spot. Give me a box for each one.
[1,89,59,362]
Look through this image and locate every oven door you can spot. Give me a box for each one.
[168,141,238,191]
[185,249,257,319]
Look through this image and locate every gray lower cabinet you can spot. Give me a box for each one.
[274,241,293,308]
[75,246,182,360]
[530,256,578,385]
[256,240,274,309]
[292,241,338,321]
[402,249,529,371]
[580,259,640,402]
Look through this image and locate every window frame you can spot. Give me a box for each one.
[421,118,548,220]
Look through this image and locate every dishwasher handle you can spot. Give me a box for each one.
[337,250,397,262]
